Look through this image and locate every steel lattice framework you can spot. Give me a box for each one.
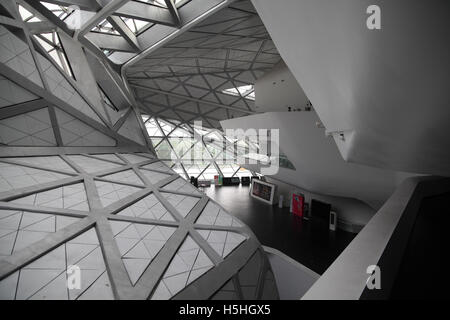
[127,0,282,128]
[0,0,279,300]
[142,115,255,180]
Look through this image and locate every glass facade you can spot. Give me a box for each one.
[143,116,254,180]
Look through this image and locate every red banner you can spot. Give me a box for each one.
[292,193,304,218]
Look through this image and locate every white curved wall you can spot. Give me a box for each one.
[254,61,309,113]
[221,111,414,210]
[251,0,450,176]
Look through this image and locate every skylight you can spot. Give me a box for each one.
[18,5,41,22]
[142,116,254,181]
[34,32,74,78]
[40,2,73,21]
[136,0,167,8]
[120,17,152,34]
[222,84,255,101]
[91,19,120,35]
[136,0,184,8]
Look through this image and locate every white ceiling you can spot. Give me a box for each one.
[127,0,282,128]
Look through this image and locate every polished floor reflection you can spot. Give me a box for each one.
[203,185,356,275]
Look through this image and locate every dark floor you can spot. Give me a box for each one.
[202,185,356,275]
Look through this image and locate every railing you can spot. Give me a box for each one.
[302,176,450,299]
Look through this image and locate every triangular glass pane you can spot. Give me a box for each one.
[182,160,209,179]
[18,5,37,21]
[119,17,151,34]
[168,126,191,138]
[145,118,164,136]
[34,32,74,78]
[91,19,119,35]
[168,137,196,158]
[198,165,218,180]
[157,119,174,136]
[41,2,73,21]
[155,139,174,159]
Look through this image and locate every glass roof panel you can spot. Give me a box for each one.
[192,124,210,136]
[41,1,73,20]
[182,144,212,160]
[120,17,152,34]
[34,31,74,78]
[34,35,53,51]
[18,5,35,21]
[162,160,176,168]
[168,137,197,158]
[145,118,164,136]
[155,139,173,159]
[143,115,262,180]
[91,19,120,35]
[172,163,186,179]
[184,161,209,179]
[168,126,191,138]
[150,137,162,148]
[204,141,223,159]
[135,0,184,8]
[222,84,255,101]
[157,119,174,135]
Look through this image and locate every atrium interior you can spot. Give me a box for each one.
[0,0,449,300]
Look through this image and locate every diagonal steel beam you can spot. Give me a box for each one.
[85,30,136,52]
[131,84,255,114]
[114,1,176,27]
[0,15,22,28]
[26,21,57,34]
[121,0,235,71]
[164,0,181,28]
[23,0,74,36]
[76,0,130,38]
[36,0,101,11]
[107,15,141,52]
